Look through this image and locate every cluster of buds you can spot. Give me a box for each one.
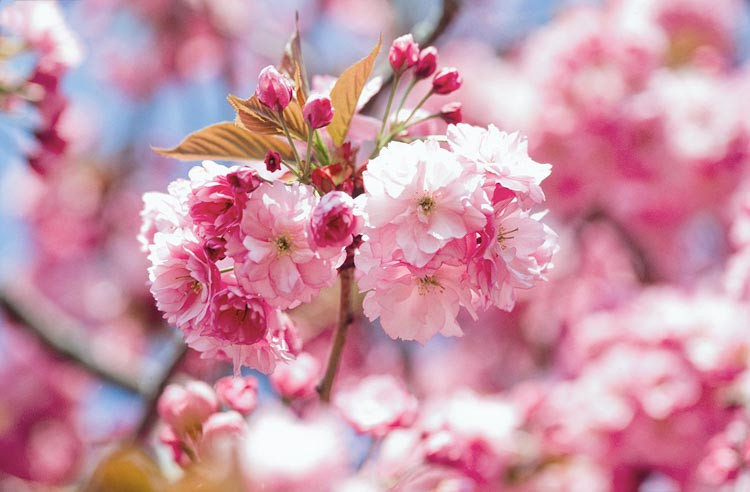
[381,34,464,142]
[157,378,255,465]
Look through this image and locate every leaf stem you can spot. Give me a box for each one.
[378,72,401,145]
[393,78,418,127]
[277,110,305,177]
[304,127,314,180]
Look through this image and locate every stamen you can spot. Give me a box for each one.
[417,275,445,296]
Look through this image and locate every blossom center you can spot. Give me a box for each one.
[418,195,435,214]
[497,226,518,249]
[417,275,445,296]
[275,235,292,253]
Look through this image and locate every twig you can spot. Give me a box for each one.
[0,283,144,394]
[317,251,355,402]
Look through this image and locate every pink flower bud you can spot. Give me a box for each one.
[415,47,438,79]
[265,150,281,172]
[157,381,219,436]
[199,411,248,460]
[439,102,463,124]
[303,94,334,129]
[215,376,259,415]
[311,191,359,248]
[388,34,419,74]
[432,67,462,95]
[270,352,320,399]
[256,65,294,111]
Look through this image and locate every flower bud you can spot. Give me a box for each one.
[311,191,359,248]
[432,67,462,95]
[388,34,419,74]
[215,376,259,415]
[157,381,219,436]
[265,150,281,172]
[439,102,463,124]
[270,352,320,400]
[415,47,438,79]
[256,65,294,111]
[303,94,334,129]
[199,411,248,460]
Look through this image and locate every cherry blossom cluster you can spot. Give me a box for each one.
[141,32,558,372]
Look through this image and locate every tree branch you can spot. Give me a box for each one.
[0,282,145,395]
[317,256,355,402]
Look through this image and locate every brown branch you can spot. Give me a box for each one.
[361,0,462,114]
[317,257,355,403]
[0,282,144,394]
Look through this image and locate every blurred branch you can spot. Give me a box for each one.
[135,341,188,440]
[0,282,144,395]
[579,207,657,284]
[361,0,462,114]
[0,280,189,440]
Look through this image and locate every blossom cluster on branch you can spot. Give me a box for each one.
[141,32,557,373]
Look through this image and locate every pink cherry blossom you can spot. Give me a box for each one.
[469,201,558,310]
[447,123,552,206]
[138,184,189,252]
[187,160,260,242]
[311,191,359,248]
[185,303,300,374]
[147,229,220,329]
[357,254,471,343]
[357,139,488,268]
[231,182,344,309]
[334,374,418,438]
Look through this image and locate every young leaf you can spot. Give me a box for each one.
[327,36,382,146]
[279,14,309,105]
[153,122,294,162]
[228,94,309,140]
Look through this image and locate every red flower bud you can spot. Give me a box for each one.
[303,94,334,129]
[311,191,359,248]
[432,67,462,95]
[439,102,463,124]
[388,34,419,74]
[415,47,438,79]
[256,65,294,111]
[264,150,281,172]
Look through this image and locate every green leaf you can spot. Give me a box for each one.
[327,36,382,146]
[153,122,294,162]
[228,94,309,140]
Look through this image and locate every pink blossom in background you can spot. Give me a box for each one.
[214,376,259,415]
[334,374,418,438]
[270,351,321,400]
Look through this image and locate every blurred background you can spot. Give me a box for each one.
[3,0,750,490]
